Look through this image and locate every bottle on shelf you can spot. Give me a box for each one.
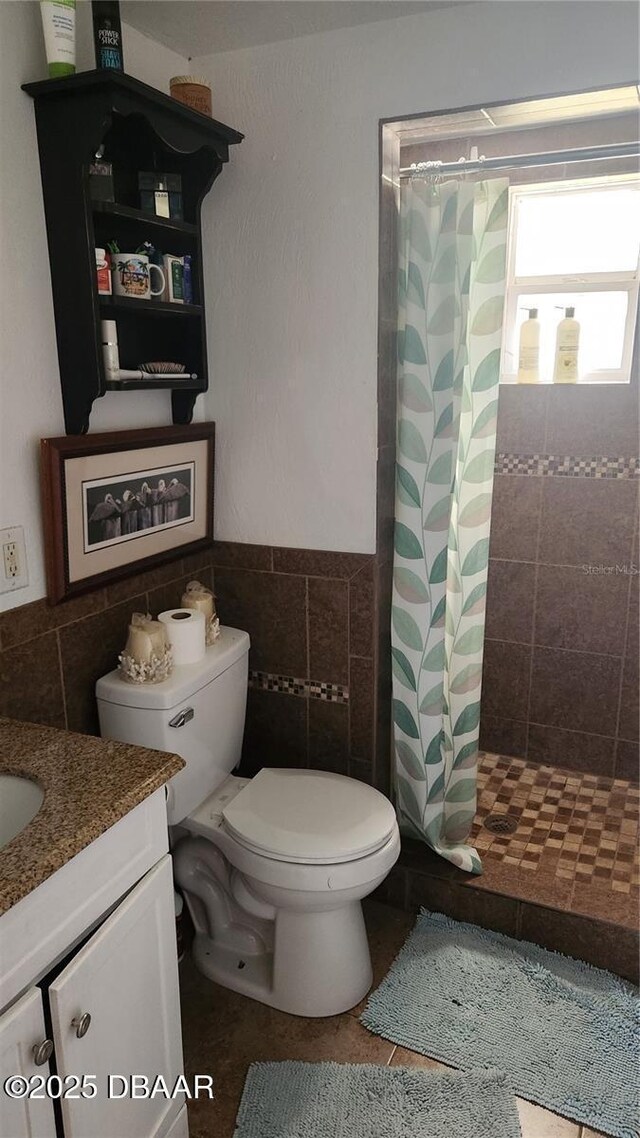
[101,319,119,381]
[162,254,184,304]
[182,255,193,304]
[92,0,124,71]
[517,308,540,384]
[95,247,112,295]
[553,307,580,384]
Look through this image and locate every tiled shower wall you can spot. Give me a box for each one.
[0,541,391,795]
[481,383,639,782]
[395,127,640,784]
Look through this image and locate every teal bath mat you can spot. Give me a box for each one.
[233,1061,522,1138]
[361,909,639,1138]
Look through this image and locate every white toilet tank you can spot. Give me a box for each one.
[96,626,250,825]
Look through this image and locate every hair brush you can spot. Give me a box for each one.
[114,362,198,381]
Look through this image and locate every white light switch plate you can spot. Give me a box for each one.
[0,526,28,593]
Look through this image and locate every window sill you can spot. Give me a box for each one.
[499,375,632,386]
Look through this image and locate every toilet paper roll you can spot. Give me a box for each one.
[158,608,206,666]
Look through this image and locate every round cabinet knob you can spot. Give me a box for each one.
[71,1012,91,1039]
[32,1039,54,1066]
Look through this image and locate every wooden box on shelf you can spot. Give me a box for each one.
[23,70,243,434]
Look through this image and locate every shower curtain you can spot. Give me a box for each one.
[392,176,509,873]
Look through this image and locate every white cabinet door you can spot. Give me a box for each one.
[49,855,185,1138]
[0,987,57,1138]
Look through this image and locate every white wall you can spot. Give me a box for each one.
[195,0,639,553]
[0,2,189,611]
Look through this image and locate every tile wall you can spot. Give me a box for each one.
[481,383,639,781]
[0,541,391,794]
[210,542,389,793]
[0,549,216,738]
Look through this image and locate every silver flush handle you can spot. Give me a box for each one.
[169,707,194,729]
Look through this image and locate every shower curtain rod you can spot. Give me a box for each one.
[399,140,640,178]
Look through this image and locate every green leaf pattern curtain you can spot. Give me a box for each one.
[392,177,509,873]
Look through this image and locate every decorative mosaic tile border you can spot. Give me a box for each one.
[249,670,349,704]
[494,453,639,479]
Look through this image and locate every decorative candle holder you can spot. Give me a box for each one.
[181,580,220,646]
[118,612,174,684]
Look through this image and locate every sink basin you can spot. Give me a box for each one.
[0,774,45,851]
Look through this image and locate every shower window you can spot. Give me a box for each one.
[501,174,640,383]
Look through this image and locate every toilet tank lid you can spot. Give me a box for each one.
[95,626,250,710]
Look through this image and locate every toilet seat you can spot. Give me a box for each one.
[222,768,397,865]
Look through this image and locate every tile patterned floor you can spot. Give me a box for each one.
[474,754,640,897]
[180,901,612,1138]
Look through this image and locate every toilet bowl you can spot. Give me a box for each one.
[96,627,400,1017]
[174,768,400,1016]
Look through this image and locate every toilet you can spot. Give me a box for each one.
[96,627,400,1017]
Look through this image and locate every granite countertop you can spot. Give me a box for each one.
[0,717,184,915]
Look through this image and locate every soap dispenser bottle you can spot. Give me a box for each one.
[517,308,540,384]
[553,307,580,384]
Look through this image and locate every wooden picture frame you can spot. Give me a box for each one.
[41,423,215,604]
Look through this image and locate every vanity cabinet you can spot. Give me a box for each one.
[0,857,184,1138]
[0,988,57,1138]
[22,71,243,433]
[50,855,183,1138]
[0,790,189,1137]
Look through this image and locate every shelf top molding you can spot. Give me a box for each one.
[22,69,243,152]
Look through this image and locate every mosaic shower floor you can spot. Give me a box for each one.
[473,753,639,920]
[394,750,638,980]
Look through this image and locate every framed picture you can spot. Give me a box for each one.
[41,423,215,603]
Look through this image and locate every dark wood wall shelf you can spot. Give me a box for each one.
[104,377,199,391]
[92,200,198,236]
[23,70,243,434]
[99,297,203,318]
